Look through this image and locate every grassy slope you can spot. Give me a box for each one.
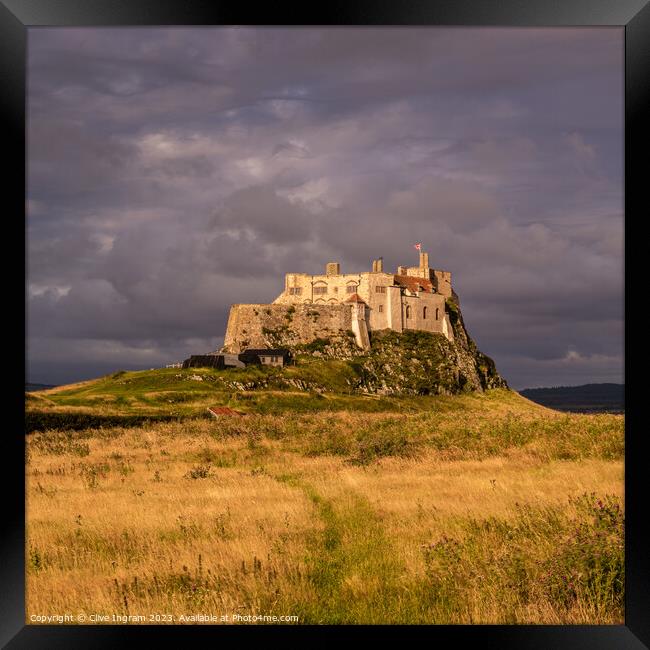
[26,370,624,624]
[26,361,536,423]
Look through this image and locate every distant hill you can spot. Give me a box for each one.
[519,383,624,413]
[26,383,57,392]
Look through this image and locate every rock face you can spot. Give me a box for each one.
[222,297,507,394]
[354,315,506,395]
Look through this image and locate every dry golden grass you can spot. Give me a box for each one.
[26,394,624,625]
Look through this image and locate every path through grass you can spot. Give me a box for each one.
[294,482,400,623]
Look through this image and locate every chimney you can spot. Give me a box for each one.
[372,259,377,272]
[377,257,383,272]
[326,262,340,276]
[419,251,429,270]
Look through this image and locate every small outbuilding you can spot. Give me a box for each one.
[182,348,292,370]
[182,354,224,369]
[222,353,245,368]
[238,348,292,367]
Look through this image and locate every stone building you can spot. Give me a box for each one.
[223,251,456,352]
[238,349,292,367]
[272,251,454,345]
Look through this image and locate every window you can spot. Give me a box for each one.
[423,307,428,319]
[346,284,357,293]
[378,305,383,313]
[313,286,328,295]
[406,305,411,319]
[375,285,386,294]
[435,308,439,320]
[289,287,302,295]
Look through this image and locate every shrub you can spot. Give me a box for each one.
[420,494,624,622]
[300,338,331,354]
[184,464,212,480]
[25,411,185,434]
[539,493,624,612]
[350,428,420,465]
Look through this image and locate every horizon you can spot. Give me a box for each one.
[27,27,624,389]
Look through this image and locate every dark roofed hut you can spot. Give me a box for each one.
[238,349,292,367]
[182,355,225,369]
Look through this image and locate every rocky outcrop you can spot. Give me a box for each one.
[222,296,507,394]
[350,326,506,395]
[355,297,506,394]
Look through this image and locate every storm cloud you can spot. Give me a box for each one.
[27,27,623,388]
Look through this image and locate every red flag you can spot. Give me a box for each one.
[414,243,422,251]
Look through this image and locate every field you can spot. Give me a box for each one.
[26,367,624,625]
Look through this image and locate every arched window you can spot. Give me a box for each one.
[423,307,428,319]
[406,305,411,319]
[435,308,439,320]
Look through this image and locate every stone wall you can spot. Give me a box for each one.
[400,291,449,336]
[223,303,353,353]
[432,270,452,298]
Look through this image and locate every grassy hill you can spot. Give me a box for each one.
[25,358,624,625]
[25,328,513,433]
[23,352,507,434]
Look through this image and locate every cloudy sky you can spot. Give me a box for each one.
[27,27,623,389]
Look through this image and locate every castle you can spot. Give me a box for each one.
[223,250,456,353]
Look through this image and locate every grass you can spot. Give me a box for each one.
[25,383,624,624]
[26,365,418,419]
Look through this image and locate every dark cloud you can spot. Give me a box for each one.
[27,27,623,388]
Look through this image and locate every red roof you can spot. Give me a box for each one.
[345,293,366,303]
[393,275,435,294]
[208,407,246,417]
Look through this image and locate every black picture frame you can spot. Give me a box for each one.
[5,1,647,647]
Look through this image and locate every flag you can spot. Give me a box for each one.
[414,243,422,251]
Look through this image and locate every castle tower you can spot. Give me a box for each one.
[346,293,370,350]
[405,249,431,279]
